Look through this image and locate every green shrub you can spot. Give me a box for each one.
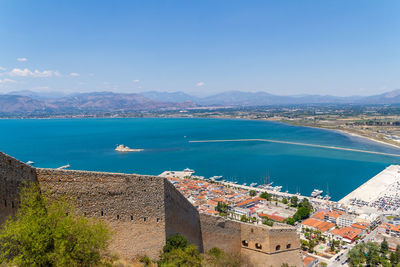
[0,183,112,266]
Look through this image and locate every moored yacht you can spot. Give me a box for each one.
[311,189,323,198]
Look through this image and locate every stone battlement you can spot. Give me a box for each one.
[0,151,302,266]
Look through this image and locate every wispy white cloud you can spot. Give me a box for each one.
[0,78,17,84]
[0,67,6,71]
[8,68,60,78]
[17,57,28,62]
[69,72,80,77]
[196,81,205,87]
[133,79,140,83]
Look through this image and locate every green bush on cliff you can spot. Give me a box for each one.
[159,234,202,267]
[203,247,240,267]
[0,183,112,266]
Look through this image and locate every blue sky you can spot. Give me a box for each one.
[0,0,399,96]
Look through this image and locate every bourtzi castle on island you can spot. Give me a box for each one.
[0,151,302,266]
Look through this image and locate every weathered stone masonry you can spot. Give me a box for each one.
[0,151,302,266]
[0,152,37,224]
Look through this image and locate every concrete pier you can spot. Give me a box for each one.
[189,139,400,157]
[339,165,400,204]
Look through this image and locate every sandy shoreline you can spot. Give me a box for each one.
[276,120,400,150]
[333,129,400,150]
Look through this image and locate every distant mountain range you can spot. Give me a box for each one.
[141,89,400,105]
[0,91,195,115]
[1,89,400,115]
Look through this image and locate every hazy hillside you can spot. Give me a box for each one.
[0,92,196,115]
[0,95,54,113]
[141,90,387,106]
[1,89,400,115]
[140,91,199,103]
[358,89,400,104]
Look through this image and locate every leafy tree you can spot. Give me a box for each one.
[348,244,366,267]
[249,190,256,197]
[301,240,308,251]
[159,234,202,267]
[285,217,296,225]
[215,202,228,216]
[282,198,288,204]
[290,196,298,207]
[391,245,400,265]
[262,218,274,227]
[159,244,202,267]
[240,215,249,222]
[391,252,397,265]
[0,183,112,267]
[382,259,392,267]
[298,198,313,212]
[366,242,381,266]
[260,192,271,201]
[293,206,311,221]
[163,234,189,253]
[381,239,389,255]
[308,239,315,253]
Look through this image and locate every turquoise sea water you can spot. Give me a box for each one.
[1,118,400,201]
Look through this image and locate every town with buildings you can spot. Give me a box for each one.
[160,166,400,267]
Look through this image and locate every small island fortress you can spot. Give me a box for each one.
[115,144,144,152]
[0,151,302,266]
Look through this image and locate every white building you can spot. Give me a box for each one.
[336,214,355,227]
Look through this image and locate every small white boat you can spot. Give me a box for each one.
[26,161,35,165]
[273,186,282,192]
[183,168,195,173]
[323,194,331,201]
[250,182,257,187]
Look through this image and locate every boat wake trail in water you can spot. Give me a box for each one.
[189,139,400,157]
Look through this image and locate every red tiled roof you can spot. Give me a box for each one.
[259,213,285,222]
[213,197,225,202]
[205,209,219,215]
[302,218,335,232]
[304,256,317,267]
[207,200,218,207]
[236,197,263,207]
[312,211,325,220]
[352,223,369,230]
[311,210,344,220]
[379,223,400,233]
[330,227,362,241]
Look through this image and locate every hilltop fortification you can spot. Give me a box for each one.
[0,151,302,266]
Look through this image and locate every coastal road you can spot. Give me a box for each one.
[189,139,400,157]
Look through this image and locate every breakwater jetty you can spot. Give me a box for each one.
[189,139,400,157]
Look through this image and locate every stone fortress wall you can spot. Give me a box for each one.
[0,152,37,224]
[0,151,302,266]
[200,214,302,267]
